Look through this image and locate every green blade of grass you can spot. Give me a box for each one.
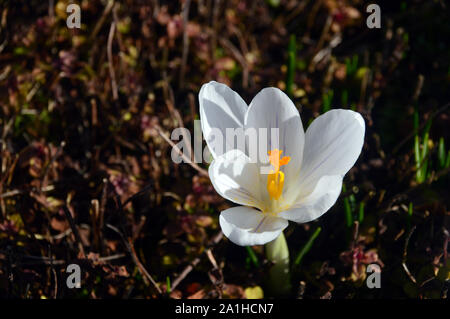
[358,201,365,223]
[246,246,260,267]
[349,192,356,213]
[345,55,359,76]
[294,227,322,266]
[414,134,421,182]
[438,137,446,168]
[286,34,296,98]
[445,150,450,169]
[413,107,419,130]
[345,57,351,75]
[407,202,413,229]
[166,276,171,293]
[413,108,422,182]
[322,89,333,113]
[342,184,353,228]
[421,118,432,158]
[418,118,432,183]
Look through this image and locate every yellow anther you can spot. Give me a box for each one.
[267,170,285,200]
[268,149,291,172]
[266,149,290,201]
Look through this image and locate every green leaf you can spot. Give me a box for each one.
[418,118,432,183]
[322,89,333,113]
[414,135,421,182]
[407,202,413,229]
[342,184,353,227]
[438,137,446,168]
[286,35,296,98]
[358,202,365,223]
[246,246,260,268]
[166,276,171,293]
[294,227,322,266]
[445,150,450,169]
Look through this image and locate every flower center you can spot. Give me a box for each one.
[266,149,290,200]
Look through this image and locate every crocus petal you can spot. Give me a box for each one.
[278,175,343,223]
[199,81,247,159]
[209,149,263,209]
[219,206,289,246]
[296,109,364,196]
[244,87,304,188]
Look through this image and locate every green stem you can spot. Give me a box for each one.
[265,232,291,297]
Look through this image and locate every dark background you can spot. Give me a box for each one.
[0,0,448,299]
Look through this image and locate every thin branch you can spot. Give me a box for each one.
[63,206,86,258]
[107,21,118,101]
[402,226,417,284]
[90,0,115,40]
[179,0,191,88]
[218,36,249,88]
[106,223,162,295]
[155,125,208,177]
[171,231,223,291]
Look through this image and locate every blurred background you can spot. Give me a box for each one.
[0,0,449,299]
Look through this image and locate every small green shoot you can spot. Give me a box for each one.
[246,246,260,268]
[342,184,353,228]
[166,276,171,294]
[322,89,334,113]
[438,137,450,169]
[286,35,297,98]
[407,202,413,230]
[358,202,365,223]
[413,107,433,183]
[294,227,322,266]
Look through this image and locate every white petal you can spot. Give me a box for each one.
[208,149,263,209]
[297,109,364,195]
[278,175,343,223]
[199,81,247,159]
[244,87,304,188]
[219,206,289,246]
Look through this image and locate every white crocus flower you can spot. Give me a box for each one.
[200,81,365,246]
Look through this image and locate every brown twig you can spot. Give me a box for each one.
[41,141,65,190]
[443,229,449,266]
[106,222,162,295]
[218,37,249,88]
[210,0,221,64]
[90,0,115,40]
[48,245,58,299]
[171,231,223,291]
[155,125,208,177]
[63,206,86,258]
[206,248,223,298]
[179,0,191,88]
[402,226,417,284]
[297,281,306,299]
[107,21,119,101]
[98,178,108,249]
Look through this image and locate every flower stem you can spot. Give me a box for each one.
[265,232,291,296]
